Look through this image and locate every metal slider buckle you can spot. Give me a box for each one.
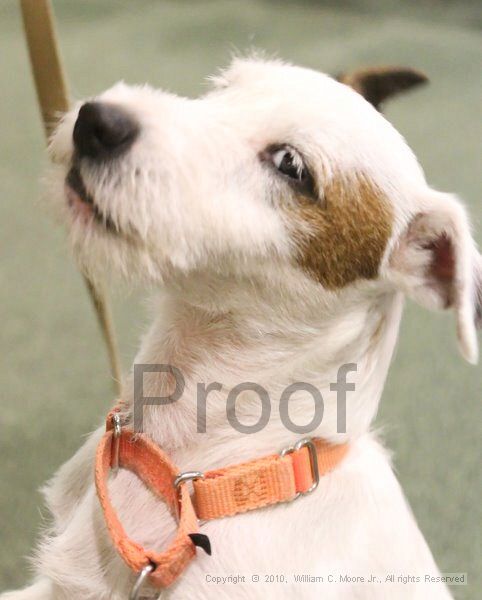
[280,437,320,500]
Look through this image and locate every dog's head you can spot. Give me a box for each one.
[48,58,481,362]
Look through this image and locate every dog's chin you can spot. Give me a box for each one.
[71,238,158,287]
[67,215,167,286]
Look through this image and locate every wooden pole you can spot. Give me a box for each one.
[20,0,122,394]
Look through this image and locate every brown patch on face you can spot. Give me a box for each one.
[289,174,393,289]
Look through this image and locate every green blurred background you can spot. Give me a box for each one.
[0,0,480,596]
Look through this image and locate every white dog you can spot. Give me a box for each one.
[3,58,480,600]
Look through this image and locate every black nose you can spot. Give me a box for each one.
[73,102,139,160]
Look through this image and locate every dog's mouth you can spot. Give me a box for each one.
[65,167,117,233]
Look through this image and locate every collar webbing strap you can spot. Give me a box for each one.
[192,439,348,520]
[95,408,349,590]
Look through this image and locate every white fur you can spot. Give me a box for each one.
[3,58,479,599]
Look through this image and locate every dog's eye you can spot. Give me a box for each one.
[271,146,305,180]
[261,144,316,200]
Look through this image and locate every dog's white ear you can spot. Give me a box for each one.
[389,191,481,363]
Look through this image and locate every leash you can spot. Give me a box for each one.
[95,407,349,598]
[19,0,121,394]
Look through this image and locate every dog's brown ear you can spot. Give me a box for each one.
[338,66,428,111]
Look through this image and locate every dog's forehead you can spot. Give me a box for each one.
[210,58,378,125]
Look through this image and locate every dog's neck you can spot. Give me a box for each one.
[123,275,404,464]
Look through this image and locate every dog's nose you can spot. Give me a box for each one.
[73,102,139,160]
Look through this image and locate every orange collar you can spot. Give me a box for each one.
[95,406,349,595]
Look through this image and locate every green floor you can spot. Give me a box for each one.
[0,1,480,596]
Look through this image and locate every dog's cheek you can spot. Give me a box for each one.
[288,175,393,289]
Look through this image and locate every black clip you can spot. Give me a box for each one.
[188,533,212,556]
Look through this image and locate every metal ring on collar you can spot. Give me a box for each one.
[173,471,205,523]
[111,413,122,474]
[173,471,205,488]
[129,563,162,600]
